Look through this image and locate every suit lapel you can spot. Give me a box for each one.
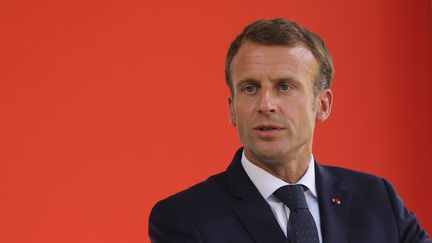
[233,198,288,243]
[315,162,350,243]
[222,150,353,243]
[223,149,287,243]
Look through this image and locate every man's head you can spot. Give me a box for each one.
[225,18,333,97]
[226,18,334,169]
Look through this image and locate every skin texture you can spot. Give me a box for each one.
[228,41,333,183]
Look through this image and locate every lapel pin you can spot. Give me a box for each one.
[331,197,342,205]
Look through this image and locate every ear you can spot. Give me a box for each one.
[315,89,333,122]
[228,96,236,127]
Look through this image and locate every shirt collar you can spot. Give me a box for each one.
[241,151,317,199]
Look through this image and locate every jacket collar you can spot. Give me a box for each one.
[224,148,287,243]
[222,148,351,243]
[315,162,351,243]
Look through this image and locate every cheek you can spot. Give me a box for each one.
[281,99,316,124]
[233,100,253,118]
[233,106,254,131]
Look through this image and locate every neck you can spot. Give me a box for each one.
[244,149,311,184]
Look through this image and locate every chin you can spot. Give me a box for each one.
[245,143,287,164]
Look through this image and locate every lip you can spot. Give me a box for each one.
[254,124,284,130]
[253,124,285,139]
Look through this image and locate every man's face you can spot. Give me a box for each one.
[228,41,332,165]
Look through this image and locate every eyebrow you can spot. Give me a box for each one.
[274,77,299,84]
[236,78,259,89]
[237,77,300,88]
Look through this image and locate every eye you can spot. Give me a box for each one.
[278,83,292,92]
[242,85,258,94]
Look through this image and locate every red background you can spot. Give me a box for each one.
[1,0,431,242]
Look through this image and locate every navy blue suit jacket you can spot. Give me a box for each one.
[149,149,430,243]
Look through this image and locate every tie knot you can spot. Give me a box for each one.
[273,185,308,210]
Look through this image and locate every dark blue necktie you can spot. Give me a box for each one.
[273,185,319,243]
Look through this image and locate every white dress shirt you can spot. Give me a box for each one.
[241,151,322,243]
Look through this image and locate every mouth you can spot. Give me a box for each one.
[254,125,284,131]
[253,125,284,139]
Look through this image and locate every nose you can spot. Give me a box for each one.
[257,89,276,114]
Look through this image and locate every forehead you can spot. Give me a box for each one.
[230,41,319,82]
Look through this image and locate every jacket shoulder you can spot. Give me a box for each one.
[155,172,228,206]
[319,164,386,184]
[148,172,231,242]
[318,164,431,242]
[149,171,235,224]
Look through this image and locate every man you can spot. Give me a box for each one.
[149,18,431,243]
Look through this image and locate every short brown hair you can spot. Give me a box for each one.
[225,18,334,95]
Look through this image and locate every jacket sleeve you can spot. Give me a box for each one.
[383,179,431,243]
[148,200,203,243]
